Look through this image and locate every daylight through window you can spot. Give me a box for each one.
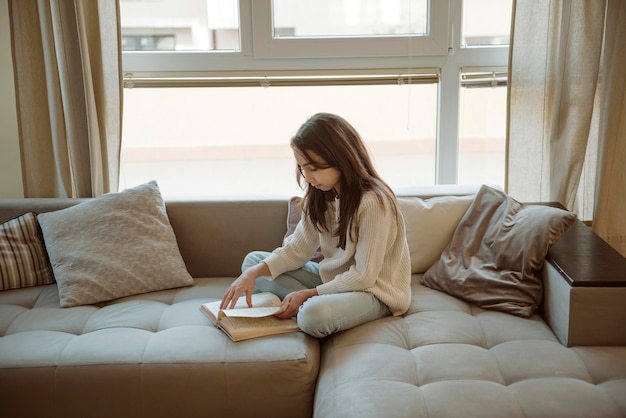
[120,0,511,198]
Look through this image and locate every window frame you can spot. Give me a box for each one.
[252,0,450,58]
[121,0,510,187]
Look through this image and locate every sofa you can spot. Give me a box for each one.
[1,182,625,418]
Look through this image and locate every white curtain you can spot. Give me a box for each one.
[10,0,123,198]
[507,0,626,256]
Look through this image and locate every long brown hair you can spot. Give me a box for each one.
[291,113,399,249]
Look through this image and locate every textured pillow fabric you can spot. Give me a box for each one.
[286,197,324,263]
[37,181,193,307]
[421,185,577,317]
[398,195,475,274]
[0,212,55,290]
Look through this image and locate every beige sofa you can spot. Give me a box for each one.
[1,185,625,418]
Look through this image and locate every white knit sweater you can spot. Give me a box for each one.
[264,191,412,316]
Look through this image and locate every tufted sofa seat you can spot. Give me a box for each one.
[2,185,625,418]
[314,276,626,418]
[0,277,319,418]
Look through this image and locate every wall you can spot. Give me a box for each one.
[0,0,23,198]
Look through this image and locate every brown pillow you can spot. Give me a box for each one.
[37,181,193,307]
[0,212,55,290]
[421,185,577,317]
[286,197,324,263]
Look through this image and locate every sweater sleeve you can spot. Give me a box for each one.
[263,214,321,279]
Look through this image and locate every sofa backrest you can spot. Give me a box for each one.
[0,198,288,278]
[165,200,289,277]
[0,185,482,278]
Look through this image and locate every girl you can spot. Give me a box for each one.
[220,113,411,338]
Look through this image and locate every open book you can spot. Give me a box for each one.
[200,292,300,342]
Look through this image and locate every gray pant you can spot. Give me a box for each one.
[242,251,390,338]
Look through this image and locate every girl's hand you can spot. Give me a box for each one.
[275,288,318,319]
[220,262,270,309]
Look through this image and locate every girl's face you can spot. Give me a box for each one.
[294,149,341,195]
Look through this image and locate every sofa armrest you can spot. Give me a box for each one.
[543,217,626,346]
[548,219,626,287]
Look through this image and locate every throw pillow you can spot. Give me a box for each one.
[421,185,577,318]
[0,212,55,290]
[286,197,324,263]
[397,194,475,274]
[37,181,193,307]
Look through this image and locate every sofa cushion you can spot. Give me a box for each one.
[37,181,193,308]
[421,184,576,317]
[0,213,55,290]
[314,276,626,418]
[0,277,320,418]
[398,194,475,273]
[287,194,476,271]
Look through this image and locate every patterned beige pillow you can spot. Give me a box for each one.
[0,212,55,290]
[37,181,193,307]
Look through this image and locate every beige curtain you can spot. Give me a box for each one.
[9,0,122,198]
[507,0,626,256]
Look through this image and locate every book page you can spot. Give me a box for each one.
[218,315,300,341]
[221,292,281,309]
[218,306,284,319]
[221,315,295,330]
[199,292,300,341]
[200,292,283,325]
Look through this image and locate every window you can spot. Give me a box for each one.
[458,69,508,186]
[272,0,428,37]
[122,35,176,51]
[462,0,513,47]
[253,0,448,58]
[120,0,240,51]
[120,0,511,198]
[120,72,438,198]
